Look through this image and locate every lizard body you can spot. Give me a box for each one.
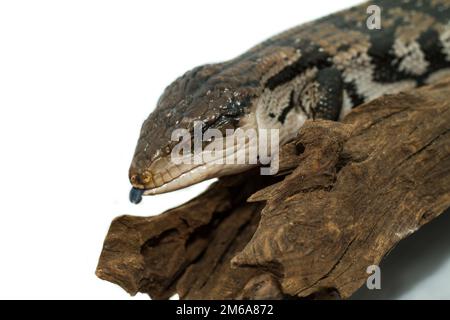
[129,0,450,203]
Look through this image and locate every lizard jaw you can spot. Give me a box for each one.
[129,161,255,204]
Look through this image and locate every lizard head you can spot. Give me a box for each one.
[128,63,261,203]
[127,46,328,203]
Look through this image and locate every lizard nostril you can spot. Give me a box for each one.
[129,171,143,186]
[129,169,154,188]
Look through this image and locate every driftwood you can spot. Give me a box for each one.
[96,77,450,299]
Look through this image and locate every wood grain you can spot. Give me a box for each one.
[96,77,450,299]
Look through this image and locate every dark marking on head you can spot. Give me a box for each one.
[265,39,332,90]
[277,91,296,124]
[203,94,253,132]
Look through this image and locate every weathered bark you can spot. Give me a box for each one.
[96,77,450,299]
[95,173,281,300]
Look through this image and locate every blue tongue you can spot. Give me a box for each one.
[129,188,144,204]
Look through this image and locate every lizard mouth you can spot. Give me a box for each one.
[129,162,254,204]
[129,142,259,204]
[129,163,210,203]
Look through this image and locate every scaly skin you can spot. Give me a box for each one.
[129,0,450,203]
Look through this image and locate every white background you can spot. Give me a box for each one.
[1,0,450,299]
